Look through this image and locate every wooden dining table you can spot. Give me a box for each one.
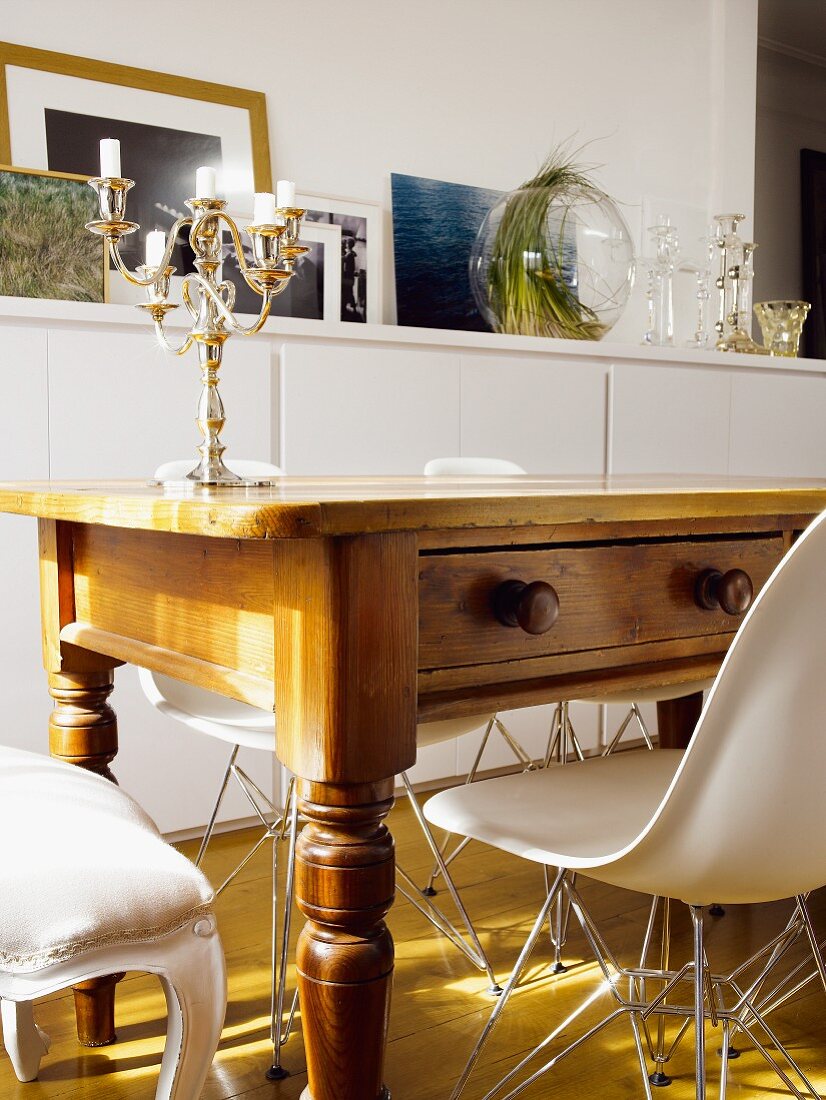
[2,473,825,1100]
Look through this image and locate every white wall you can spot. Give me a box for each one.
[753,43,826,306]
[0,0,758,342]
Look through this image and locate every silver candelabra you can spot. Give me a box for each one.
[86,167,306,486]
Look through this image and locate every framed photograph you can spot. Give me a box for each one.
[298,191,382,324]
[391,171,502,332]
[801,148,826,359]
[0,40,270,281]
[0,163,106,302]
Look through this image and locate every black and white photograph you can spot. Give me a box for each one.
[45,109,223,277]
[298,192,382,323]
[304,208,368,322]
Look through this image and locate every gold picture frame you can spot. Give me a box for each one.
[0,40,271,189]
[0,41,271,280]
[0,163,108,302]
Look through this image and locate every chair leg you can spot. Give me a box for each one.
[401,772,500,992]
[155,919,227,1100]
[0,999,50,1082]
[689,905,707,1100]
[449,869,567,1100]
[267,781,299,1081]
[196,743,240,868]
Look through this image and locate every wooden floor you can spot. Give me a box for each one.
[3,793,826,1099]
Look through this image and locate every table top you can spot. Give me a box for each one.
[1,474,825,538]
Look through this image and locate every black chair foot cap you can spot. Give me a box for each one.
[649,1071,672,1087]
[550,961,568,974]
[421,886,438,897]
[709,904,726,917]
[717,1046,740,1059]
[266,1065,290,1081]
[487,983,504,996]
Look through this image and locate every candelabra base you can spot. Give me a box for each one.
[715,329,768,355]
[148,477,276,490]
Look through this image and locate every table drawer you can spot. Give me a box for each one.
[418,536,785,669]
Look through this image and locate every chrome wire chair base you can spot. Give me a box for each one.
[449,873,826,1100]
[542,702,655,974]
[399,772,501,994]
[423,716,539,898]
[194,744,300,1080]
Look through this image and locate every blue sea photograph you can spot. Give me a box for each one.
[391,172,503,331]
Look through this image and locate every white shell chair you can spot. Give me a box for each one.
[0,746,225,1099]
[425,508,826,1100]
[139,460,501,1080]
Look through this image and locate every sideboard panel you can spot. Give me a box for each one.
[280,342,461,475]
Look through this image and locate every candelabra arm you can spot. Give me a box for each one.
[210,212,266,295]
[181,272,273,336]
[153,316,194,356]
[109,215,192,288]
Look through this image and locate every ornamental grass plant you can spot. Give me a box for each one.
[485,151,616,340]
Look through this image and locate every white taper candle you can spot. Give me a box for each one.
[276,179,296,209]
[145,230,167,269]
[253,192,277,225]
[195,166,217,199]
[99,138,121,178]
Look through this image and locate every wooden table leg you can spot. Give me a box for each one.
[48,667,122,1046]
[295,780,395,1100]
[657,691,704,749]
[273,532,419,1099]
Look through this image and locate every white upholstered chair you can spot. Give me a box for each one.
[0,746,225,1099]
[425,509,826,1100]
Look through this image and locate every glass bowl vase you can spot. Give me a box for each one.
[469,183,635,340]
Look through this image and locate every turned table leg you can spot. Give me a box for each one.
[295,780,395,1100]
[273,532,419,1099]
[657,691,704,750]
[48,668,122,1046]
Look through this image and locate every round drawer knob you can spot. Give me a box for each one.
[695,567,754,616]
[493,579,560,635]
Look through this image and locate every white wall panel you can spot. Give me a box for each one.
[46,327,274,834]
[0,330,51,755]
[47,329,272,478]
[460,357,608,474]
[729,373,826,477]
[612,362,732,475]
[281,343,460,474]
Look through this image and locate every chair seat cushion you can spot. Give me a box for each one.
[0,747,213,973]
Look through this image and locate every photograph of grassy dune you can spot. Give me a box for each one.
[0,166,105,301]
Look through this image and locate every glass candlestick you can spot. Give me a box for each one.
[680,261,711,348]
[641,217,680,346]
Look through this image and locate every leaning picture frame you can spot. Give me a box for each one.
[0,40,271,282]
[298,191,382,324]
[0,163,107,302]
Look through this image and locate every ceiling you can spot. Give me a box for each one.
[759,0,826,64]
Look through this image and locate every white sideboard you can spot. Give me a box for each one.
[2,298,824,834]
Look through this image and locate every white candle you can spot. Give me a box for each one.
[276,179,296,209]
[99,138,121,178]
[195,166,216,199]
[253,192,277,225]
[145,230,167,269]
